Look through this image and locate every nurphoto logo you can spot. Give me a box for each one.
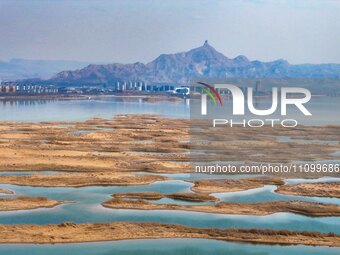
[197,82,312,128]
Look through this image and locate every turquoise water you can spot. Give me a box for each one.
[0,97,340,253]
[285,176,340,184]
[135,172,263,180]
[214,185,340,205]
[1,179,340,234]
[0,239,339,255]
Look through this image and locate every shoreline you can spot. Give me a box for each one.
[276,182,340,198]
[191,177,285,193]
[0,114,338,247]
[0,172,168,187]
[0,94,87,101]
[0,189,14,195]
[0,222,338,246]
[0,196,69,211]
[102,198,340,217]
[0,94,183,102]
[0,115,339,174]
[0,115,338,189]
[114,192,218,202]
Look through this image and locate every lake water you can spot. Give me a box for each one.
[0,97,340,254]
[0,180,340,234]
[0,239,339,255]
[192,95,340,126]
[2,175,339,255]
[0,96,339,125]
[0,97,190,122]
[214,184,340,205]
[0,211,338,253]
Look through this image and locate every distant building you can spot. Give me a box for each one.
[173,86,190,97]
[255,81,262,92]
[2,85,9,93]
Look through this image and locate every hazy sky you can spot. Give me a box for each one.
[0,0,339,64]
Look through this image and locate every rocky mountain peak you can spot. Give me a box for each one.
[47,42,340,86]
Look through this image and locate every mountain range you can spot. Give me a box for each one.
[0,59,92,81]
[8,41,340,91]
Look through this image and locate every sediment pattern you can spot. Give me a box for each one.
[0,196,68,211]
[103,198,340,217]
[0,115,339,245]
[0,222,338,246]
[276,182,340,198]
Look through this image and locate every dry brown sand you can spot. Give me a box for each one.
[103,198,340,217]
[0,115,190,173]
[0,115,339,175]
[0,188,14,194]
[0,196,68,211]
[0,222,338,246]
[276,182,340,198]
[114,192,218,202]
[191,177,284,193]
[190,122,340,164]
[0,172,167,187]
[0,115,339,245]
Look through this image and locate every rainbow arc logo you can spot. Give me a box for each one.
[197,82,223,106]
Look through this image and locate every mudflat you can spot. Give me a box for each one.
[103,198,340,217]
[0,115,339,246]
[0,196,68,211]
[0,222,338,246]
[114,192,218,202]
[276,182,340,198]
[191,177,284,193]
[0,188,14,194]
[0,115,339,175]
[0,172,167,187]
